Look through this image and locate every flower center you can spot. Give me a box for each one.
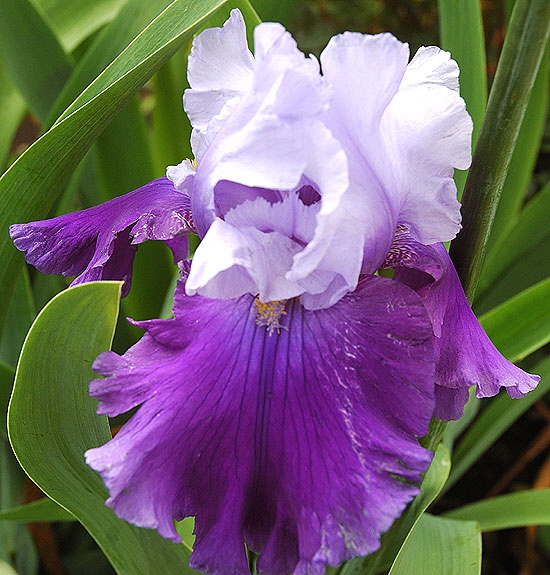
[253,298,288,335]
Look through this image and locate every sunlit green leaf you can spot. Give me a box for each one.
[8,282,197,574]
[388,514,481,575]
[445,489,550,531]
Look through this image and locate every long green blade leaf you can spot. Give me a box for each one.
[479,278,550,362]
[8,282,196,575]
[445,489,550,531]
[0,0,73,123]
[438,0,486,199]
[0,498,73,523]
[450,0,550,299]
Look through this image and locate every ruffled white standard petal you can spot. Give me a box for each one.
[320,33,472,259]
[184,9,254,158]
[381,46,472,243]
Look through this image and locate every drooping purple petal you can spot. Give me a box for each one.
[10,177,195,296]
[383,227,540,420]
[86,275,435,575]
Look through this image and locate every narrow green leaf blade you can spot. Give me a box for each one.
[8,282,196,575]
[0,61,26,171]
[388,514,481,575]
[487,44,549,250]
[479,278,550,362]
[438,0,486,198]
[46,0,174,127]
[0,498,73,523]
[34,0,126,52]
[0,0,73,123]
[450,0,550,299]
[477,180,550,309]
[445,489,550,531]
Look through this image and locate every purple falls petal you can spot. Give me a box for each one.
[85,275,435,575]
[384,228,540,420]
[10,177,195,296]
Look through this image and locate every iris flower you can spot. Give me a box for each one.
[10,10,538,575]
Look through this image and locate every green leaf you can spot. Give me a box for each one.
[487,43,549,250]
[449,0,550,299]
[388,514,481,575]
[0,498,73,523]
[35,0,127,53]
[438,0,487,199]
[479,278,550,362]
[0,61,26,171]
[445,489,550,531]
[8,282,197,575]
[46,0,175,127]
[0,0,73,124]
[0,0,237,333]
[445,355,550,491]
[476,180,550,311]
[152,48,193,172]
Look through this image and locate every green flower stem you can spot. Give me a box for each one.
[450,0,550,302]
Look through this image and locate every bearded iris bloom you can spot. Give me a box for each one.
[10,10,539,575]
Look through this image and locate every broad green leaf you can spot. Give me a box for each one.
[0,61,26,171]
[438,0,486,198]
[0,498,73,523]
[8,282,197,575]
[340,445,451,575]
[46,0,174,127]
[0,0,73,124]
[445,489,550,531]
[35,0,126,52]
[445,355,550,491]
[487,44,549,250]
[476,180,550,311]
[388,514,481,575]
[479,278,550,362]
[0,0,240,333]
